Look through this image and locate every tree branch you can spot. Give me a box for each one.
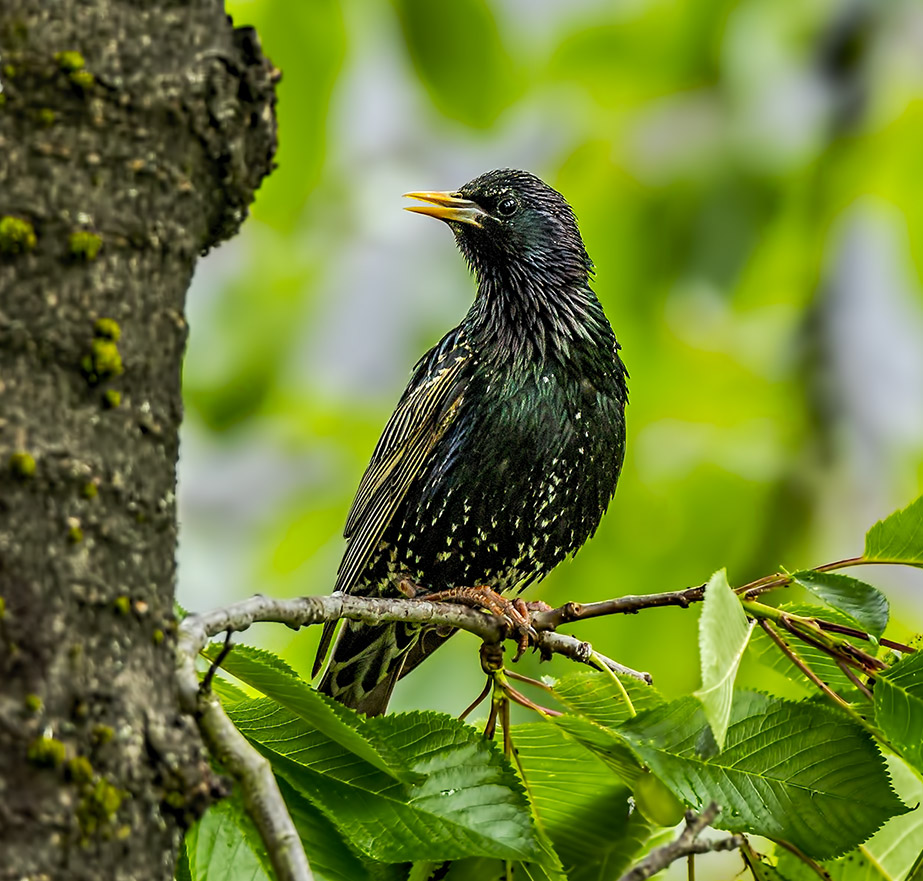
[176,620,314,881]
[174,591,655,880]
[173,556,901,881]
[617,804,744,881]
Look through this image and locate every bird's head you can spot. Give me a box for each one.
[405,169,593,292]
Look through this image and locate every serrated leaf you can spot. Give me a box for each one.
[185,796,274,881]
[551,669,665,728]
[185,778,381,881]
[512,722,654,880]
[874,651,923,774]
[547,671,663,787]
[864,757,923,881]
[620,693,908,859]
[791,570,889,637]
[443,854,567,881]
[205,643,407,780]
[777,847,889,881]
[750,603,865,693]
[693,569,755,749]
[764,759,923,881]
[229,700,542,865]
[864,496,923,567]
[549,713,645,785]
[277,777,401,881]
[204,642,300,679]
[209,675,250,706]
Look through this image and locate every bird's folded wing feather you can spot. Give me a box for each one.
[313,335,469,679]
[335,339,470,595]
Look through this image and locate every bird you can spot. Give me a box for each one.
[314,169,628,715]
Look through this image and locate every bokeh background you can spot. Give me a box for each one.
[178,0,923,714]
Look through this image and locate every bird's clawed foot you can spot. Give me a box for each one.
[422,584,537,660]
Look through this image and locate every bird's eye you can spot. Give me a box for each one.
[496,196,518,217]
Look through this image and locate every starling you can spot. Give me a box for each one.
[315,169,628,715]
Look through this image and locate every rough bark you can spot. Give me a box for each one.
[0,2,277,878]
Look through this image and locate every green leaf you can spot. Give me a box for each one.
[620,693,908,859]
[777,847,889,881]
[206,643,407,780]
[791,570,890,637]
[551,669,665,728]
[864,496,923,567]
[209,676,250,706]
[693,569,755,749]
[442,854,567,881]
[749,603,865,694]
[185,779,381,881]
[874,651,923,774]
[229,700,542,865]
[175,842,192,881]
[512,722,654,880]
[864,757,923,881]
[547,670,663,784]
[775,758,923,881]
[908,852,923,881]
[549,713,644,785]
[185,795,274,881]
[391,0,520,127]
[277,777,401,881]
[740,842,789,881]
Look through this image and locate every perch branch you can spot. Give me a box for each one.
[175,551,908,881]
[617,804,744,881]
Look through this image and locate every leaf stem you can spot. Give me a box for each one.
[771,838,833,881]
[504,669,555,694]
[459,677,492,721]
[836,660,873,700]
[758,619,854,712]
[591,650,637,717]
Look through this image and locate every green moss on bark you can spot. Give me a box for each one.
[0,216,37,254]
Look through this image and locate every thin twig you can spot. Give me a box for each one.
[199,630,233,696]
[815,620,915,654]
[771,838,833,881]
[758,620,853,712]
[836,660,874,700]
[532,586,707,630]
[777,614,886,674]
[617,804,743,881]
[459,677,493,721]
[536,630,652,683]
[500,680,562,717]
[504,669,555,693]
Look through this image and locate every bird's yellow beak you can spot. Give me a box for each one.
[403,191,487,227]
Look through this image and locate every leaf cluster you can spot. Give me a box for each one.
[181,496,923,881]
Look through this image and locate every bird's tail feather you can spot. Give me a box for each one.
[316,621,455,716]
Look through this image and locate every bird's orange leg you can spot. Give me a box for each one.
[421,584,537,660]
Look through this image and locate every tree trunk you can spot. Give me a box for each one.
[0,2,277,878]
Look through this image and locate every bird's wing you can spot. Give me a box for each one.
[337,333,471,594]
[312,336,469,680]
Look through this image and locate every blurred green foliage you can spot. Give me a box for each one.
[179,0,923,714]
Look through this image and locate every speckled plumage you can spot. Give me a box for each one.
[315,170,628,714]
